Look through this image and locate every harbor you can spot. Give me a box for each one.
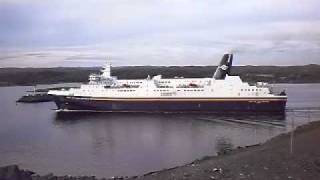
[0,84,319,178]
[0,1,319,179]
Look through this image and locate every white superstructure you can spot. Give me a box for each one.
[49,62,276,99]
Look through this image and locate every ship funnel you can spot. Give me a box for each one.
[101,62,111,78]
[213,53,233,80]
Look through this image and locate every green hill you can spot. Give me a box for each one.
[1,65,320,86]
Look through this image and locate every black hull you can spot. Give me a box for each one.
[52,96,287,113]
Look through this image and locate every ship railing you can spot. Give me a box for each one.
[88,73,101,82]
[157,85,174,88]
[119,84,140,88]
[255,82,269,87]
[176,85,204,88]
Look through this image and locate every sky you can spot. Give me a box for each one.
[0,0,319,67]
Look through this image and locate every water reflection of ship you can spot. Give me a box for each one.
[54,111,286,122]
[52,111,288,176]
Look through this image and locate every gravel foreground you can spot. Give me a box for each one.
[1,121,320,180]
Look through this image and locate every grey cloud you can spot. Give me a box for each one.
[0,0,319,67]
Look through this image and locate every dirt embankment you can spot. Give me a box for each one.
[129,121,320,180]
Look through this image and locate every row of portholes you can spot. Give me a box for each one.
[118,90,135,92]
[181,89,204,92]
[154,89,169,92]
[241,89,262,92]
[126,81,142,84]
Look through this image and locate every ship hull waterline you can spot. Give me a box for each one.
[52,96,287,113]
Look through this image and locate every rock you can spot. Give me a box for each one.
[31,174,41,180]
[239,173,245,179]
[183,172,190,177]
[212,168,223,174]
[0,165,33,180]
[41,173,58,180]
[314,158,320,167]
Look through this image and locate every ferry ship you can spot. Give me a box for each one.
[48,54,287,112]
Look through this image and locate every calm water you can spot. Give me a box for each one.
[0,84,320,178]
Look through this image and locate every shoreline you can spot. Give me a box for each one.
[1,64,320,86]
[1,120,320,180]
[129,120,320,180]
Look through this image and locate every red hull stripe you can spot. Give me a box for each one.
[67,97,287,102]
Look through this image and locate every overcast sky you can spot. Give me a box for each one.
[0,0,319,67]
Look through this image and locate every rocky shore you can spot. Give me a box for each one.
[1,121,320,180]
